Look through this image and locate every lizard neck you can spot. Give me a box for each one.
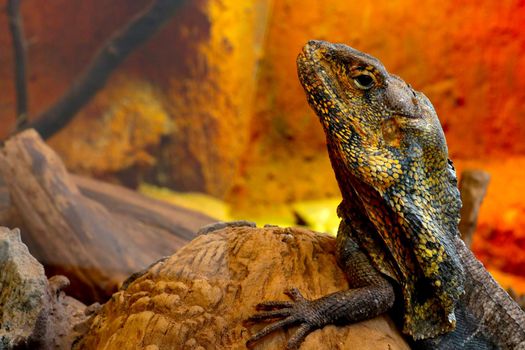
[332,149,465,339]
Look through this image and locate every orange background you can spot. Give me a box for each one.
[1,1,525,283]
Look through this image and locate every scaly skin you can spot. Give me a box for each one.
[246,41,525,349]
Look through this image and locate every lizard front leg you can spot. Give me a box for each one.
[245,228,395,349]
[246,282,394,349]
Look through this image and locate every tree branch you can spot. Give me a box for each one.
[7,0,29,130]
[458,169,491,247]
[23,0,185,139]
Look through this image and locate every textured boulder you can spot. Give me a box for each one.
[0,227,87,349]
[75,226,410,349]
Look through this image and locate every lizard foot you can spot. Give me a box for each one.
[245,283,394,349]
[245,288,330,350]
[197,220,256,235]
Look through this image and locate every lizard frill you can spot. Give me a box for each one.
[297,40,466,339]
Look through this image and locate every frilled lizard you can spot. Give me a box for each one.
[246,41,525,349]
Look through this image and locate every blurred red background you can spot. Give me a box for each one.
[1,0,524,288]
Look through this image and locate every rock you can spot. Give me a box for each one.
[0,227,87,349]
[75,226,410,350]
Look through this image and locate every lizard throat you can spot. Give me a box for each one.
[336,167,465,338]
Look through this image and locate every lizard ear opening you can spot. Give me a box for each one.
[381,118,402,148]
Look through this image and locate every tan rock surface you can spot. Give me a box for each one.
[76,226,410,350]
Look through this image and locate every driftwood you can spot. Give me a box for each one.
[72,174,208,242]
[0,130,215,303]
[458,169,491,247]
[0,227,87,349]
[75,226,410,350]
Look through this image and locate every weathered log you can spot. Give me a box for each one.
[75,226,410,350]
[72,174,211,242]
[0,174,215,243]
[0,176,31,239]
[0,130,215,303]
[0,227,87,349]
[458,169,491,247]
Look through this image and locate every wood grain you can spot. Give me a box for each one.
[0,130,215,303]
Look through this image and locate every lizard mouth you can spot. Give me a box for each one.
[391,111,420,119]
[299,42,424,122]
[296,40,329,91]
[296,40,344,128]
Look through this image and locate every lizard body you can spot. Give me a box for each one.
[247,41,525,349]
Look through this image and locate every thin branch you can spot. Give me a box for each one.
[22,0,186,139]
[7,0,29,130]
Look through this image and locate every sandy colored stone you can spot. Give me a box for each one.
[0,227,47,348]
[0,227,87,349]
[75,226,410,350]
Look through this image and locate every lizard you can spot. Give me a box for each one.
[245,40,525,349]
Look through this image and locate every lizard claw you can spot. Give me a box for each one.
[245,288,326,349]
[286,324,314,349]
[246,316,300,348]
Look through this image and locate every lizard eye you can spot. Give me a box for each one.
[353,73,375,90]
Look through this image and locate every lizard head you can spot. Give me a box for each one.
[297,40,465,339]
[297,40,450,185]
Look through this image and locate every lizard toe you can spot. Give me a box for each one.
[255,300,294,310]
[246,315,299,348]
[286,324,314,350]
[246,308,293,322]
